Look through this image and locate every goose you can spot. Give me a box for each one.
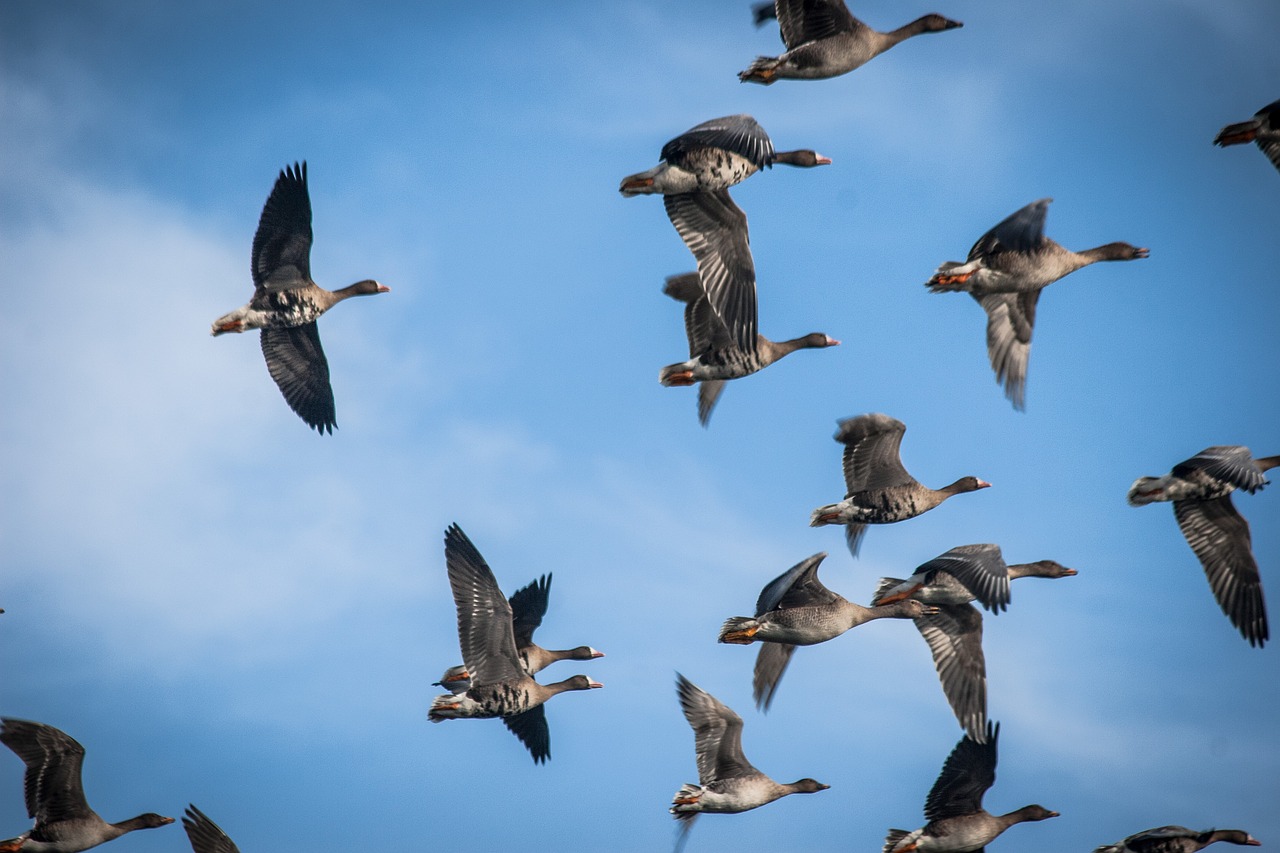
[810,413,990,556]
[432,573,603,693]
[670,674,828,852]
[619,114,829,197]
[718,552,936,710]
[741,1,961,84]
[0,718,174,853]
[181,805,239,853]
[925,198,1147,409]
[1128,445,1278,647]
[660,272,838,425]
[427,525,602,763]
[211,162,389,434]
[1094,826,1261,853]
[1214,98,1280,174]
[883,722,1058,853]
[871,544,1077,742]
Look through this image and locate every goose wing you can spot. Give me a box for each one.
[260,324,335,434]
[676,674,757,784]
[661,115,774,170]
[835,413,914,493]
[923,721,998,820]
[1173,496,1268,647]
[773,0,862,50]
[251,162,312,292]
[443,524,524,685]
[508,574,552,649]
[0,718,95,825]
[663,190,758,354]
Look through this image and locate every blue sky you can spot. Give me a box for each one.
[1,2,1277,851]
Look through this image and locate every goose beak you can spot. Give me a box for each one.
[588,680,604,689]
[1134,247,1150,259]
[977,480,993,489]
[816,154,832,165]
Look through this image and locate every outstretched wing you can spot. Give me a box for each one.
[252,162,312,291]
[773,0,862,50]
[260,324,336,434]
[752,642,797,711]
[923,721,998,820]
[443,525,524,684]
[0,718,94,825]
[664,190,758,354]
[182,805,242,853]
[968,198,1051,261]
[755,552,836,614]
[975,291,1039,412]
[835,413,913,493]
[676,674,758,784]
[502,705,551,765]
[508,574,552,649]
[661,115,774,170]
[915,605,988,743]
[1173,496,1268,647]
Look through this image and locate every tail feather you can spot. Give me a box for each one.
[926,261,975,292]
[738,56,781,85]
[719,616,760,643]
[883,828,920,853]
[872,577,908,604]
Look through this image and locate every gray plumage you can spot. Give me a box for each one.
[659,272,837,426]
[741,1,962,84]
[718,553,934,710]
[211,162,389,433]
[1128,446,1278,647]
[1094,826,1261,853]
[427,525,602,763]
[883,722,1058,853]
[925,198,1147,410]
[810,414,990,556]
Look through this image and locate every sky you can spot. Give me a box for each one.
[0,1,1277,851]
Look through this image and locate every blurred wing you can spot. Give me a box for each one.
[0,718,93,824]
[443,525,524,684]
[774,0,861,49]
[251,162,312,291]
[968,198,1050,260]
[661,115,774,170]
[697,380,727,427]
[915,605,987,743]
[260,324,335,434]
[752,642,797,711]
[835,413,912,492]
[1173,446,1268,493]
[676,674,757,783]
[182,805,242,853]
[502,705,551,765]
[1173,497,1268,647]
[975,291,1039,413]
[508,574,552,649]
[755,552,835,614]
[917,544,1011,613]
[664,190,758,354]
[923,721,998,820]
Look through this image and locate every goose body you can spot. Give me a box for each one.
[925,198,1147,409]
[810,414,990,556]
[1214,98,1280,174]
[871,545,1077,742]
[1128,446,1277,647]
[670,674,827,850]
[718,553,935,710]
[427,525,602,763]
[619,114,828,196]
[1094,826,1261,853]
[433,573,603,694]
[883,722,1058,853]
[211,162,389,433]
[741,1,962,84]
[0,719,174,853]
[660,273,838,425]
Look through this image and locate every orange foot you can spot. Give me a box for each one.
[872,584,923,606]
[665,371,696,387]
[0,840,25,852]
[721,625,760,644]
[621,177,655,192]
[672,795,700,806]
[934,272,973,286]
[1217,129,1257,145]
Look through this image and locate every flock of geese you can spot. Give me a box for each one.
[3,1,1278,852]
